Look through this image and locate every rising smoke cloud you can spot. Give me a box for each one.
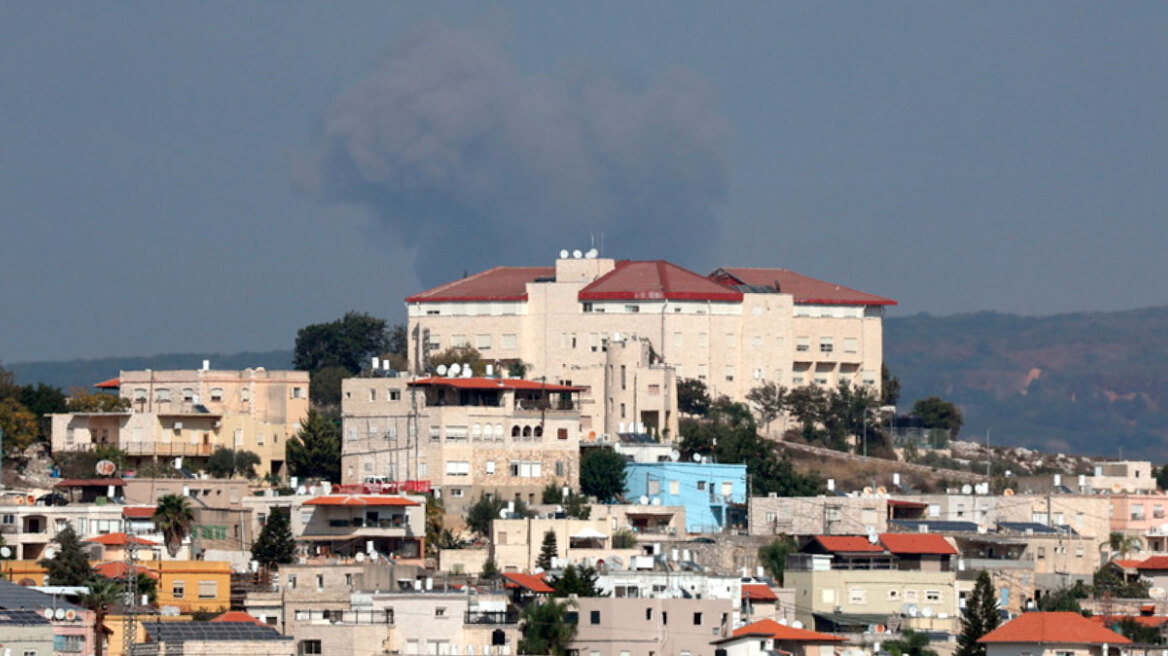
[302,25,730,284]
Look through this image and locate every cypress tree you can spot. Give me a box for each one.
[536,530,558,571]
[956,570,1000,656]
[252,507,296,570]
[39,524,94,586]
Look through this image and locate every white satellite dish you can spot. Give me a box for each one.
[651,498,662,506]
[559,249,570,259]
[572,249,583,259]
[54,608,66,620]
[43,608,54,620]
[449,363,461,376]
[0,546,10,558]
[692,453,702,462]
[296,485,307,495]
[436,364,448,376]
[585,248,599,259]
[921,607,934,618]
[499,509,510,519]
[43,547,56,560]
[778,618,789,626]
[669,449,681,462]
[639,496,649,505]
[791,620,804,629]
[462,368,472,378]
[908,605,919,617]
[355,552,366,563]
[961,484,973,495]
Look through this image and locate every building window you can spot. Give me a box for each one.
[435,607,446,617]
[583,303,594,313]
[301,640,322,655]
[156,388,172,402]
[502,333,517,349]
[795,337,810,352]
[590,610,601,625]
[556,461,565,476]
[1037,547,1046,559]
[844,338,858,353]
[724,366,735,382]
[697,481,706,491]
[669,480,680,495]
[291,387,304,399]
[389,389,401,401]
[849,588,866,604]
[819,338,833,353]
[172,581,185,599]
[693,612,703,625]
[486,461,495,475]
[210,387,223,401]
[925,590,941,602]
[451,334,468,348]
[198,581,218,599]
[476,334,491,350]
[445,461,470,476]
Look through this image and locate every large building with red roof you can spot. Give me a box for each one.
[404,253,894,440]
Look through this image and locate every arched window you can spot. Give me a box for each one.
[522,426,532,437]
[511,426,521,438]
[533,425,543,438]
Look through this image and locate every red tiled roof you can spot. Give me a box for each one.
[86,532,159,547]
[810,536,885,553]
[409,377,585,392]
[710,267,897,306]
[731,619,846,642]
[879,533,957,556]
[1112,559,1142,570]
[94,377,120,389]
[406,266,554,303]
[1091,615,1168,629]
[123,506,157,519]
[54,478,125,488]
[579,260,743,302]
[1135,556,1168,571]
[95,561,159,580]
[303,495,419,507]
[211,611,263,625]
[502,572,554,594]
[742,584,778,602]
[980,612,1131,645]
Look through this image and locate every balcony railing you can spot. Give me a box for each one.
[464,610,519,625]
[59,442,218,457]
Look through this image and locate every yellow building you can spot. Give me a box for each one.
[50,367,309,478]
[154,560,232,614]
[0,560,48,586]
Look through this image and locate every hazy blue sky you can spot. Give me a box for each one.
[3,3,1166,362]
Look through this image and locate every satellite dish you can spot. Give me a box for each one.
[639,496,649,505]
[585,248,599,259]
[908,605,919,617]
[296,486,307,495]
[499,509,510,519]
[43,608,54,620]
[921,607,934,618]
[54,608,66,620]
[462,368,472,378]
[0,546,10,558]
[862,487,874,496]
[559,249,569,259]
[572,249,583,259]
[95,460,117,476]
[436,364,448,376]
[669,449,680,462]
[875,486,887,495]
[778,618,789,626]
[65,609,77,621]
[355,552,366,563]
[791,620,804,629]
[43,547,56,560]
[692,453,702,463]
[449,363,461,376]
[609,555,624,569]
[651,498,662,506]
[961,484,973,495]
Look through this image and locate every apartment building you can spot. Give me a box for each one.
[405,254,894,438]
[50,367,309,477]
[568,596,733,656]
[624,462,747,533]
[340,375,584,514]
[491,517,640,573]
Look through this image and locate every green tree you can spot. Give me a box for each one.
[911,396,964,438]
[287,408,342,482]
[20,383,68,440]
[430,346,484,375]
[677,378,711,417]
[293,311,392,374]
[466,494,504,537]
[1114,617,1163,644]
[39,524,94,585]
[886,629,938,656]
[308,365,350,408]
[881,364,901,406]
[610,529,636,549]
[1094,563,1151,598]
[785,386,828,442]
[746,382,787,434]
[1109,531,1141,560]
[66,389,131,413]
[550,564,603,597]
[153,494,195,558]
[563,490,591,520]
[1037,583,1088,612]
[580,448,626,502]
[518,598,577,656]
[955,571,1000,656]
[205,447,261,479]
[252,507,296,570]
[425,493,447,558]
[537,530,558,570]
[757,535,798,585]
[81,576,123,656]
[1156,465,1168,491]
[0,397,39,457]
[481,556,500,581]
[542,482,564,504]
[507,360,530,379]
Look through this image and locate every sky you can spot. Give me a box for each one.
[3,2,1167,362]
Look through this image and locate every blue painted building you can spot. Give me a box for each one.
[624,462,748,533]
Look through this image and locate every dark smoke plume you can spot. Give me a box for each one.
[302,25,730,284]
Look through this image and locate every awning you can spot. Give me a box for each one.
[571,528,608,539]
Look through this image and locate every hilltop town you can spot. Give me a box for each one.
[0,251,1161,656]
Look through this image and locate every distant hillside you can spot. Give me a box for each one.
[886,307,1168,461]
[7,351,294,391]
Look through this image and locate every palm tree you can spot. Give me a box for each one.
[518,598,576,656]
[81,577,123,656]
[886,629,939,656]
[1110,531,1141,560]
[153,494,194,558]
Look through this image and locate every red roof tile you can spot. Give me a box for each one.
[1091,615,1168,629]
[123,506,157,519]
[579,260,743,302]
[303,495,420,507]
[86,532,159,547]
[409,377,584,392]
[810,536,885,553]
[710,267,897,306]
[502,572,554,594]
[406,266,554,303]
[980,612,1131,645]
[731,619,846,642]
[742,584,778,602]
[1111,559,1142,570]
[1135,556,1168,571]
[879,533,957,556]
[95,561,159,580]
[211,611,263,625]
[94,377,120,389]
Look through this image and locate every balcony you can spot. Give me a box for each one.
[464,610,519,625]
[294,609,394,625]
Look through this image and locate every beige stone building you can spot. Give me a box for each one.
[405,254,894,439]
[340,376,584,514]
[491,517,641,573]
[569,596,733,656]
[50,366,309,478]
